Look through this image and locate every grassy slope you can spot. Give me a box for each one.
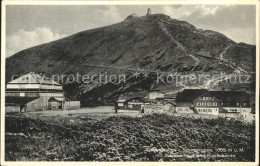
[5,114,255,161]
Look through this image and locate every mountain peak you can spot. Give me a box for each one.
[6,11,255,104]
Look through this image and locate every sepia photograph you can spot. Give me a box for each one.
[1,0,259,165]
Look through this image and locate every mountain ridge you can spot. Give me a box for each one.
[6,13,256,105]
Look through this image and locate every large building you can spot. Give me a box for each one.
[175,89,254,121]
[5,72,80,113]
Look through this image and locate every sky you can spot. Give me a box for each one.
[5,5,256,58]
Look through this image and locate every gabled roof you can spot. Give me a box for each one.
[176,89,207,102]
[117,97,151,103]
[193,91,220,102]
[209,91,251,103]
[8,72,61,85]
[176,89,251,105]
[49,97,66,102]
[116,99,127,103]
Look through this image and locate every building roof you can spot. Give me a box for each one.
[116,99,127,103]
[49,97,66,102]
[176,89,207,102]
[209,91,251,103]
[8,72,61,85]
[176,89,251,107]
[117,97,151,103]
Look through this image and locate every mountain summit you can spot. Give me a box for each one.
[6,14,255,105]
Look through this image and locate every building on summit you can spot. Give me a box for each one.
[146,8,151,15]
[5,72,80,113]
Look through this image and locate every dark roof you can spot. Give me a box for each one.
[5,96,39,106]
[48,97,66,102]
[176,89,251,106]
[176,89,207,102]
[125,97,151,103]
[209,91,251,103]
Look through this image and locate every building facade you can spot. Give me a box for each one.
[5,72,80,113]
[115,97,151,112]
[175,89,253,120]
[193,92,220,115]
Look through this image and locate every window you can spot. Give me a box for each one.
[118,103,124,106]
[203,97,206,100]
[213,103,217,106]
[207,103,212,106]
[237,103,240,106]
[197,102,201,106]
[128,104,133,108]
[244,103,247,106]
[202,102,206,106]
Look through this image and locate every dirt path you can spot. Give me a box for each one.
[218,45,246,73]
[203,74,234,90]
[219,46,231,60]
[158,22,200,70]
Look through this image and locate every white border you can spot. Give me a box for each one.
[1,1,259,166]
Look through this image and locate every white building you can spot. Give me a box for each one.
[148,92,164,100]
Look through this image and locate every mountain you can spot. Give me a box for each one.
[6,14,256,106]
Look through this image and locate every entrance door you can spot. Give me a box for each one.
[58,102,62,109]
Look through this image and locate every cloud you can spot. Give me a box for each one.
[96,6,124,26]
[162,5,220,19]
[162,5,256,45]
[6,27,67,58]
[181,5,255,30]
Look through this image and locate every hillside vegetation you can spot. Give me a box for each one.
[5,114,255,161]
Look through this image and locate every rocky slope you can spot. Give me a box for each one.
[6,14,256,105]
